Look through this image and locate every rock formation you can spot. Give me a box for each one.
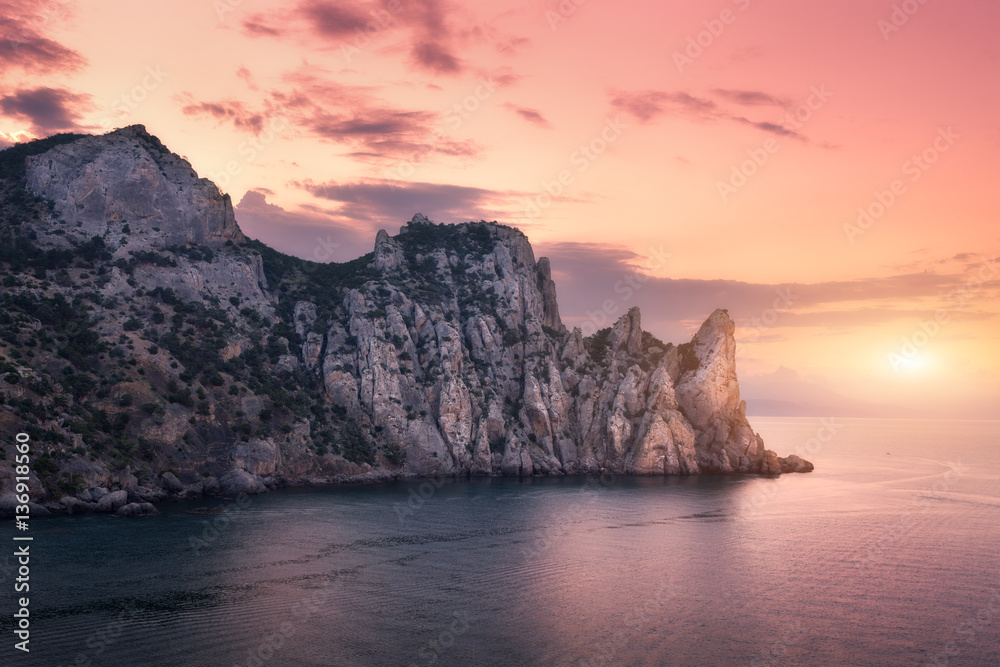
[0,126,810,514]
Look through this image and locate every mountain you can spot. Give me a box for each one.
[0,126,811,516]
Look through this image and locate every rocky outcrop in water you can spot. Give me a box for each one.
[0,126,809,515]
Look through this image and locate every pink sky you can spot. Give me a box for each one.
[1,0,998,417]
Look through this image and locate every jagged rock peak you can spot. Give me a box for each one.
[535,257,564,333]
[373,228,404,272]
[609,307,643,356]
[23,124,245,248]
[675,308,741,430]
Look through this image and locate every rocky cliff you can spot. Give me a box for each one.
[0,126,810,515]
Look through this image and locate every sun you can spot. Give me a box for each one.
[887,351,933,375]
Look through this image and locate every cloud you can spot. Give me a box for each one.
[299,178,520,228]
[0,1,86,73]
[732,117,800,137]
[609,88,805,140]
[303,106,479,161]
[236,66,259,91]
[535,241,1000,342]
[0,87,93,135]
[177,69,481,163]
[234,189,375,262]
[710,89,786,106]
[494,35,530,54]
[177,95,267,133]
[609,90,717,123]
[241,18,283,37]
[405,0,462,74]
[412,40,461,74]
[242,0,465,76]
[298,1,372,37]
[503,103,551,128]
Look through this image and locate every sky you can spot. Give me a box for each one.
[1,0,998,418]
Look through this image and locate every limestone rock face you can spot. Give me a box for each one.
[231,438,282,476]
[0,128,811,509]
[675,310,741,431]
[297,219,808,478]
[535,257,564,333]
[373,228,405,272]
[25,125,244,248]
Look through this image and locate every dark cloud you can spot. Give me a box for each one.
[179,69,481,163]
[303,106,479,161]
[492,67,524,87]
[377,0,464,75]
[0,87,93,134]
[503,104,551,128]
[241,18,283,37]
[412,40,461,74]
[609,90,716,123]
[177,97,266,133]
[609,88,805,141]
[309,109,433,137]
[710,89,786,106]
[298,1,371,37]
[733,117,799,137]
[241,0,464,76]
[0,2,86,73]
[300,178,519,228]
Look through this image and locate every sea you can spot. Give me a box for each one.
[1,418,998,666]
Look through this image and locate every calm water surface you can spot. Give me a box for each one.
[2,418,998,666]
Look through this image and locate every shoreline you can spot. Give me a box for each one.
[1,464,812,518]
